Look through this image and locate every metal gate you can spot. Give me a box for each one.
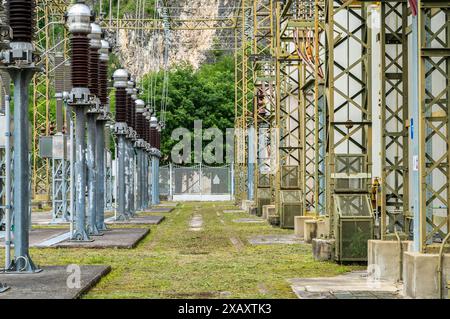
[160,164,234,201]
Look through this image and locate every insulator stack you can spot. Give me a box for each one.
[135,100,145,140]
[99,40,110,106]
[88,23,101,98]
[115,88,127,123]
[88,47,99,96]
[144,114,150,144]
[126,91,132,128]
[7,0,35,43]
[64,60,72,93]
[54,53,64,94]
[150,127,157,148]
[98,60,108,105]
[71,35,90,88]
[156,130,161,150]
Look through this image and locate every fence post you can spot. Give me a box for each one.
[169,162,173,199]
[231,162,235,200]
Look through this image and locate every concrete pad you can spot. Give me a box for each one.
[403,251,450,299]
[294,216,314,238]
[312,238,335,261]
[105,215,165,225]
[157,202,179,208]
[0,266,110,299]
[241,200,255,213]
[189,215,203,231]
[52,228,150,249]
[32,212,69,226]
[368,240,412,283]
[223,209,245,214]
[0,228,69,247]
[248,234,303,245]
[289,271,403,299]
[233,218,265,224]
[32,211,115,226]
[144,207,174,213]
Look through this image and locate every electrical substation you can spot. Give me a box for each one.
[0,0,448,301]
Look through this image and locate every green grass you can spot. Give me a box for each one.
[5,202,363,298]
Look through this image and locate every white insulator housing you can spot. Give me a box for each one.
[99,40,110,61]
[150,116,158,128]
[135,99,145,113]
[113,69,128,88]
[89,23,102,49]
[66,3,92,34]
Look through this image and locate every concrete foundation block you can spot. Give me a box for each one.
[241,200,255,213]
[294,216,315,238]
[312,238,335,261]
[267,215,280,226]
[367,240,412,283]
[262,205,276,220]
[316,218,330,239]
[304,220,317,244]
[403,251,450,299]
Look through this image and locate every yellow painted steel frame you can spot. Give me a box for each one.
[418,1,450,252]
[234,0,253,205]
[380,0,410,239]
[252,0,275,207]
[325,0,372,238]
[274,1,303,219]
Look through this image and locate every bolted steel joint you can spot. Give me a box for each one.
[114,122,128,136]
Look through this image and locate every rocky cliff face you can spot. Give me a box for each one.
[109,0,235,80]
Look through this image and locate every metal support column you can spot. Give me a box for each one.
[8,68,40,272]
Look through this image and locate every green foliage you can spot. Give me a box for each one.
[140,55,235,163]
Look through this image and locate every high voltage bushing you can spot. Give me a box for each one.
[66,2,93,241]
[0,0,40,273]
[135,99,146,210]
[88,23,101,102]
[7,0,34,43]
[114,69,128,126]
[67,2,92,102]
[98,39,110,108]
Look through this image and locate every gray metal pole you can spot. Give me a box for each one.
[411,14,420,252]
[8,68,40,272]
[96,120,107,230]
[135,148,141,211]
[71,106,90,241]
[116,135,127,220]
[125,139,131,217]
[87,113,100,235]
[4,95,11,269]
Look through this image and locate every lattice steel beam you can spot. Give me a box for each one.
[418,1,450,252]
[325,0,372,237]
[252,0,275,212]
[274,0,304,226]
[32,0,70,200]
[380,0,410,238]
